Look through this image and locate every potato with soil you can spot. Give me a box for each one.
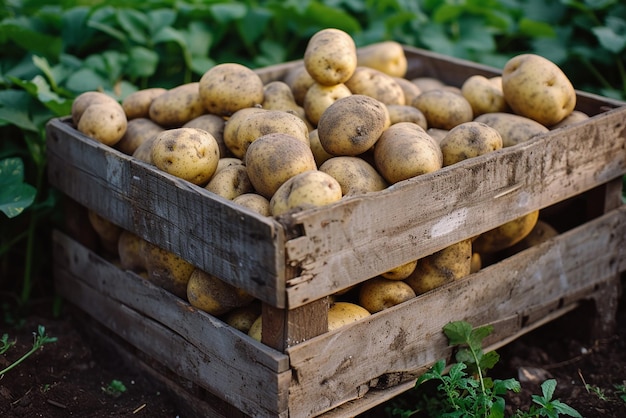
[117,230,147,273]
[122,87,167,119]
[317,94,390,156]
[472,210,540,254]
[308,129,334,166]
[132,135,158,164]
[245,133,317,199]
[284,63,315,105]
[151,128,220,186]
[187,269,255,316]
[386,104,428,129]
[411,89,473,130]
[356,41,408,78]
[358,277,416,313]
[394,77,423,105]
[303,82,353,126]
[381,259,418,280]
[204,164,253,200]
[304,28,357,86]
[87,209,122,255]
[319,156,387,196]
[373,122,442,184]
[550,110,589,129]
[148,82,205,127]
[199,63,264,116]
[232,193,271,216]
[327,301,371,331]
[223,301,262,334]
[76,98,127,147]
[461,74,509,116]
[502,53,576,126]
[500,219,559,258]
[344,67,406,105]
[269,170,343,216]
[440,121,503,166]
[115,117,164,156]
[143,242,195,299]
[262,81,310,126]
[72,91,120,125]
[182,114,229,158]
[405,239,472,295]
[474,112,549,147]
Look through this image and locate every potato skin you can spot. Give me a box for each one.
[122,87,167,119]
[411,89,473,130]
[304,28,357,86]
[284,64,315,106]
[269,170,343,216]
[474,112,549,147]
[473,210,540,254]
[72,91,120,125]
[148,82,205,127]
[439,121,503,166]
[199,63,264,116]
[115,117,164,156]
[186,269,254,316]
[232,193,271,216]
[143,242,195,299]
[183,114,229,158]
[327,301,371,331]
[502,53,576,126]
[386,104,427,129]
[461,74,509,116]
[204,164,253,200]
[303,82,352,126]
[358,277,416,313]
[77,102,128,146]
[356,41,408,78]
[319,156,387,196]
[344,66,406,105]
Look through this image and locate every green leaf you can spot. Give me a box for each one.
[0,90,39,132]
[116,8,149,45]
[127,46,159,78]
[493,378,521,395]
[479,351,500,371]
[443,321,474,346]
[64,67,108,93]
[592,20,626,53]
[236,7,273,48]
[304,2,362,33]
[519,18,557,38]
[541,378,557,401]
[9,76,71,117]
[551,400,583,417]
[146,9,177,38]
[209,3,247,23]
[0,18,63,59]
[0,157,37,218]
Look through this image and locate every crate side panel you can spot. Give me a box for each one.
[46,118,286,307]
[284,108,626,306]
[286,206,626,418]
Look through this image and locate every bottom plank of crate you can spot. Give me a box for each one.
[52,206,626,418]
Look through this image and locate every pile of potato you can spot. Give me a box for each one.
[75,27,579,340]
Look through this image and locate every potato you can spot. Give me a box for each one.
[470,252,482,274]
[269,170,343,216]
[245,133,317,199]
[411,89,473,130]
[148,82,205,127]
[381,259,418,280]
[344,67,405,105]
[394,77,423,105]
[472,210,540,254]
[308,129,334,166]
[183,114,229,158]
[248,315,262,341]
[411,77,446,93]
[356,41,408,78]
[426,128,449,144]
[373,122,442,184]
[187,269,255,316]
[358,277,416,313]
[117,230,147,272]
[151,127,220,186]
[77,102,127,146]
[404,239,472,295]
[115,117,164,156]
[262,81,309,125]
[215,157,244,173]
[500,219,559,258]
[327,301,371,331]
[122,87,167,119]
[232,193,271,216]
[223,107,266,158]
[204,164,253,200]
[283,63,315,106]
[223,300,262,333]
[199,63,264,116]
[461,74,509,116]
[303,82,352,126]
[132,135,158,164]
[319,156,387,196]
[304,28,357,86]
[550,110,589,129]
[72,91,120,125]
[474,112,549,147]
[87,209,122,255]
[502,53,576,126]
[386,104,428,129]
[143,241,195,299]
[439,121,503,166]
[317,94,389,156]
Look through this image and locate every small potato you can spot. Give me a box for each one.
[404,239,472,295]
[143,241,195,299]
[327,301,371,331]
[426,128,449,144]
[232,193,271,216]
[344,66,406,105]
[358,277,416,313]
[394,77,423,105]
[72,91,120,125]
[303,82,352,126]
[550,110,589,129]
[502,53,576,126]
[77,102,128,146]
[245,133,317,198]
[122,87,167,119]
[317,94,390,156]
[473,210,540,254]
[319,156,387,196]
[308,129,334,167]
[411,89,473,130]
[118,230,147,272]
[215,157,244,173]
[461,74,509,116]
[115,117,164,156]
[500,219,559,258]
[411,77,446,93]
[199,63,264,116]
[304,28,357,86]
[474,112,549,147]
[223,301,262,333]
[386,104,427,129]
[132,135,158,164]
[223,107,266,158]
[269,170,343,216]
[381,259,418,281]
[148,82,205,127]
[439,121,503,166]
[151,128,220,186]
[284,64,315,105]
[204,164,253,200]
[356,41,408,78]
[183,114,229,158]
[248,315,262,341]
[373,122,443,184]
[187,269,255,316]
[87,209,122,255]
[262,81,309,125]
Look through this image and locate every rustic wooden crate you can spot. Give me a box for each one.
[47,45,626,417]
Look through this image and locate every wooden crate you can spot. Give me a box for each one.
[47,46,626,417]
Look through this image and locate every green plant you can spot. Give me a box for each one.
[585,383,609,401]
[0,325,57,376]
[514,379,582,418]
[102,379,127,397]
[614,383,626,403]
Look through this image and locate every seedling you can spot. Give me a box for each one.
[585,384,609,401]
[0,325,57,377]
[515,379,582,418]
[614,383,626,404]
[102,379,127,397]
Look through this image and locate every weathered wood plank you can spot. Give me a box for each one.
[285,206,626,418]
[52,231,290,417]
[283,107,626,307]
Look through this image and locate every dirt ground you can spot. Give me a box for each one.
[1,279,625,418]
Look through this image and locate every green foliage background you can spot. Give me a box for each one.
[1,0,625,313]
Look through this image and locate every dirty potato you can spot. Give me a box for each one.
[473,210,540,254]
[461,74,509,116]
[187,269,255,316]
[308,129,334,167]
[327,301,371,331]
[356,41,408,78]
[344,66,406,105]
[115,117,164,156]
[72,91,120,125]
[386,104,428,129]
[439,121,503,166]
[358,277,416,313]
[303,82,352,126]
[232,193,271,216]
[474,112,549,147]
[143,242,195,299]
[148,82,205,127]
[204,164,253,200]
[122,87,167,119]
[411,89,474,130]
[269,170,343,216]
[76,101,128,147]
[284,63,316,106]
[304,28,358,86]
[182,114,229,158]
[198,63,264,116]
[319,156,387,196]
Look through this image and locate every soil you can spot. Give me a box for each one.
[1,281,624,418]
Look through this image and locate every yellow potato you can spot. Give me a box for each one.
[244,133,317,198]
[381,259,418,280]
[269,170,343,216]
[461,74,509,116]
[410,77,446,93]
[550,110,589,129]
[262,81,309,126]
[304,28,357,86]
[148,82,205,127]
[248,315,262,341]
[319,156,387,196]
[327,301,371,331]
[308,129,334,166]
[426,128,449,144]
[117,230,147,272]
[317,94,390,156]
[303,82,352,126]
[373,122,442,184]
[356,41,408,78]
[386,104,428,129]
[71,91,120,125]
[393,77,423,105]
[87,209,122,255]
[215,157,244,173]
[470,252,482,274]
[199,63,264,116]
[122,87,167,119]
[283,63,315,106]
[187,269,255,316]
[223,300,262,333]
[344,66,406,105]
[439,121,503,166]
[132,135,158,164]
[412,89,474,130]
[472,210,540,254]
[232,193,271,216]
[500,219,559,258]
[223,107,266,158]
[182,114,229,159]
[115,117,164,156]
[204,164,253,200]
[358,277,416,313]
[151,127,220,186]
[143,242,195,299]
[77,102,127,146]
[473,112,549,147]
[502,53,576,126]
